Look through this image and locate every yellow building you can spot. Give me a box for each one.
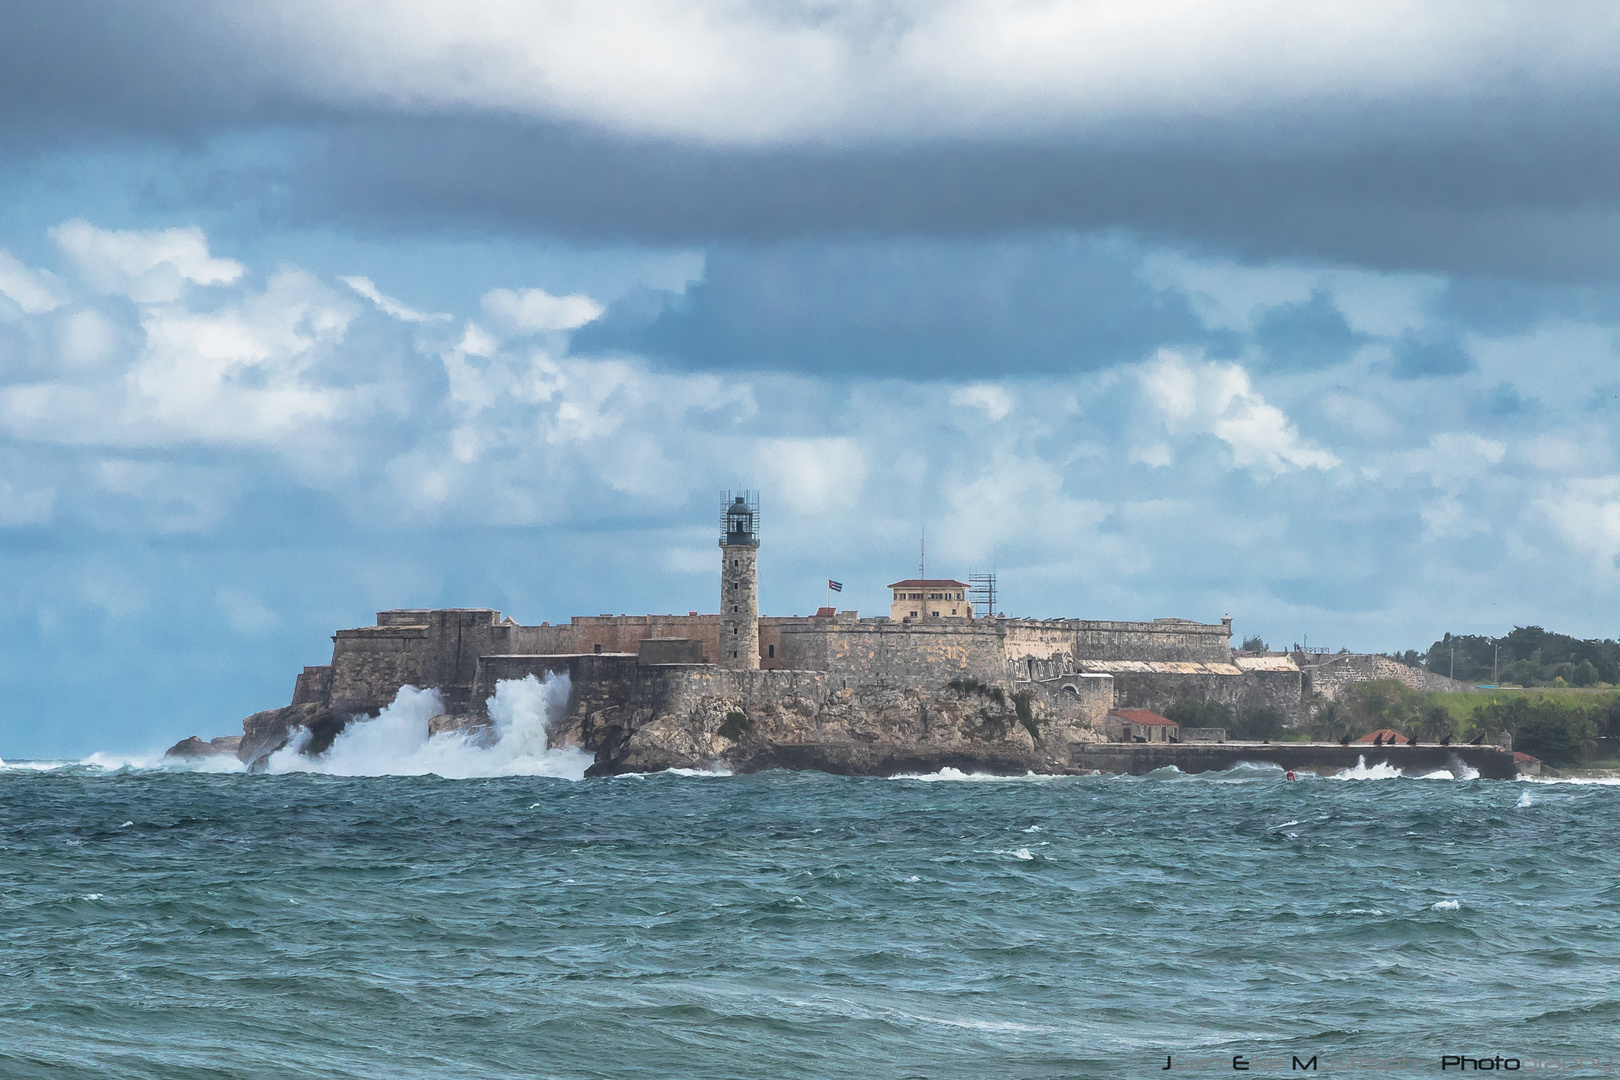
[888,579,973,622]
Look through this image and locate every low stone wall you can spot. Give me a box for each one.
[1110,668,1306,726]
[1301,654,1477,700]
[1068,742,1518,779]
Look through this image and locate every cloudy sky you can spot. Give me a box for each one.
[5,1,1620,756]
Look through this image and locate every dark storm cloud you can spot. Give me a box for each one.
[1252,289,1363,371]
[275,116,1620,280]
[8,3,1620,279]
[1391,332,1473,380]
[570,235,1207,377]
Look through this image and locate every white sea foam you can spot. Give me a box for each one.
[889,768,1050,782]
[1330,756,1404,780]
[1011,847,1034,860]
[1517,790,1534,807]
[1432,899,1462,910]
[266,674,592,779]
[1526,775,1620,785]
[1327,755,1477,781]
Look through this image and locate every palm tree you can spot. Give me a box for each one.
[1419,705,1454,742]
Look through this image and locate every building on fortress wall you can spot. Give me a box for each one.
[888,579,972,621]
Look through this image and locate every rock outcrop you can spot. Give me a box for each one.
[164,734,247,758]
[550,667,1107,776]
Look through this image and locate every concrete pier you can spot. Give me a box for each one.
[1068,741,1519,780]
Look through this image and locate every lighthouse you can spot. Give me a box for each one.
[719,493,760,669]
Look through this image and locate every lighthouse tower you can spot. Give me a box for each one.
[719,493,759,669]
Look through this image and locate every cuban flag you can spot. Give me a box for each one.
[828,580,843,592]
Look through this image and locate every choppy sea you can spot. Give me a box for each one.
[3,682,1618,1079]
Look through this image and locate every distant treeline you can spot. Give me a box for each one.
[1389,626,1620,687]
[1168,681,1620,766]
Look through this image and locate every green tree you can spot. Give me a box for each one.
[1164,699,1236,732]
[1234,706,1286,741]
[1241,635,1268,653]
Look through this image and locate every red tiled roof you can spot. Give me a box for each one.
[1512,752,1542,763]
[1352,728,1409,744]
[814,607,836,618]
[1109,708,1178,726]
[887,579,969,589]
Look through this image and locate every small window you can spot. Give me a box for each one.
[733,605,738,612]
[768,644,775,658]
[593,643,602,654]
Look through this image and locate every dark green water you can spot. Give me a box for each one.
[1,765,1615,1079]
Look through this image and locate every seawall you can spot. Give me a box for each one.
[1067,742,1518,779]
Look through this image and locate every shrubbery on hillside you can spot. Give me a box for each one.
[1418,627,1620,686]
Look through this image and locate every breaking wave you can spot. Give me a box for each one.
[1328,755,1479,781]
[888,768,1052,782]
[265,673,592,779]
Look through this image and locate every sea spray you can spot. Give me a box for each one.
[266,673,592,779]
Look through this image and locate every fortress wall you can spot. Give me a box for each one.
[327,609,513,715]
[1111,668,1306,726]
[1002,624,1080,675]
[1300,654,1477,699]
[500,614,797,668]
[1000,618,1232,673]
[1028,675,1113,734]
[776,621,1009,686]
[291,665,332,706]
[1066,619,1232,663]
[469,653,639,724]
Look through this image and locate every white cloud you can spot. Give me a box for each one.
[0,477,53,527]
[0,250,65,315]
[342,276,451,323]
[1407,432,1505,490]
[0,266,356,448]
[210,2,1620,144]
[1130,443,1173,468]
[950,384,1014,421]
[1141,351,1338,474]
[50,220,244,303]
[217,587,281,635]
[1542,477,1620,565]
[482,287,604,333]
[757,437,867,515]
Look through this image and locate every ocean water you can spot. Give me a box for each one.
[2,757,1618,1079]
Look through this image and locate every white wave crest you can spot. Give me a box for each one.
[266,674,592,779]
[1526,775,1620,785]
[1432,899,1462,911]
[888,768,1050,782]
[1516,790,1533,807]
[1328,755,1478,781]
[1330,756,1404,780]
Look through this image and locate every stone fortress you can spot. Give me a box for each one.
[222,493,1496,776]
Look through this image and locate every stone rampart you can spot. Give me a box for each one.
[327,609,514,715]
[1110,667,1306,725]
[776,620,1011,687]
[1300,654,1477,700]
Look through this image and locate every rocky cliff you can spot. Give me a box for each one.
[552,666,1109,776]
